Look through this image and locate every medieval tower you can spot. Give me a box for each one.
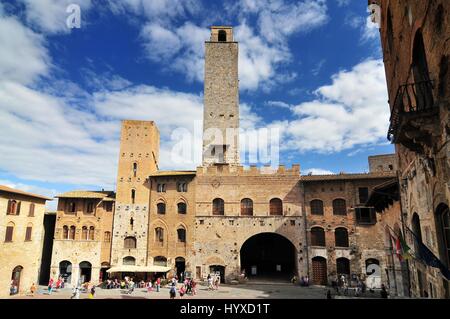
[111,120,160,267]
[202,26,240,166]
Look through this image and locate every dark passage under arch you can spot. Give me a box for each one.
[240,232,296,281]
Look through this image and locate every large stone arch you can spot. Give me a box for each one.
[239,232,297,281]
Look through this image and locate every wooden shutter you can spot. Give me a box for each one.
[29,203,35,217]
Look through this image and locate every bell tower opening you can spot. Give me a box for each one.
[218,30,227,42]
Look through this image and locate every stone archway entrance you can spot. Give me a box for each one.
[240,232,296,281]
[79,261,92,284]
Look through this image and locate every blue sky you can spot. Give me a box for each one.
[0,0,393,209]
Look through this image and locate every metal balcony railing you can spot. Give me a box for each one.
[387,79,435,142]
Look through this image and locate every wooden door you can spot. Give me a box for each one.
[312,257,327,285]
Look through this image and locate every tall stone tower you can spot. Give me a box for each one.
[111,120,159,267]
[202,26,240,166]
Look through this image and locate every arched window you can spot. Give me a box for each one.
[10,266,23,295]
[412,29,433,110]
[157,203,166,214]
[212,198,224,215]
[82,226,88,240]
[104,231,111,242]
[332,199,347,215]
[270,198,283,216]
[310,200,324,215]
[133,162,137,177]
[28,203,35,217]
[25,224,32,241]
[124,236,137,249]
[177,227,186,243]
[68,202,76,213]
[218,30,227,42]
[131,189,136,204]
[336,257,350,275]
[89,226,95,240]
[155,227,164,243]
[154,256,167,266]
[435,204,450,268]
[311,227,325,247]
[7,200,17,215]
[123,256,135,265]
[177,202,187,214]
[157,183,166,192]
[5,222,14,242]
[335,227,349,247]
[412,213,423,252]
[63,226,69,239]
[69,226,76,240]
[387,7,394,53]
[241,198,253,216]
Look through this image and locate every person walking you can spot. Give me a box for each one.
[30,283,37,297]
[191,279,197,296]
[179,285,186,298]
[156,277,161,292]
[89,286,96,299]
[71,286,80,299]
[47,277,54,295]
[207,275,213,290]
[169,283,177,299]
[380,284,388,298]
[214,277,220,290]
[326,290,332,299]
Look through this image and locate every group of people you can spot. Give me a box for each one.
[104,277,164,294]
[290,275,310,286]
[47,276,66,295]
[206,274,221,290]
[169,276,198,299]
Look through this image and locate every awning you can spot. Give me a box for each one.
[106,265,171,273]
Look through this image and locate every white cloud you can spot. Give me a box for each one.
[272,59,389,153]
[336,0,351,7]
[266,100,292,109]
[20,0,92,34]
[136,0,328,91]
[303,168,334,175]
[0,15,50,85]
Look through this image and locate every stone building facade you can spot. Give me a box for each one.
[50,191,115,286]
[0,185,50,298]
[373,0,450,298]
[44,26,405,292]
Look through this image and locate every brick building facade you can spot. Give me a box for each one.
[372,0,450,298]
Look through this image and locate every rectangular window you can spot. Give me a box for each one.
[355,207,376,224]
[358,187,369,204]
[5,226,13,242]
[25,227,32,241]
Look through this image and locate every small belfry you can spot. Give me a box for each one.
[202,26,240,166]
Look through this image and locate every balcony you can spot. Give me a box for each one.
[387,80,439,154]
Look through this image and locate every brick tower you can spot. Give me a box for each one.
[202,26,240,166]
[111,120,159,267]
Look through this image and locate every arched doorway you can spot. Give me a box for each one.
[175,257,185,282]
[10,266,23,295]
[240,232,296,281]
[209,265,225,283]
[100,262,110,282]
[79,261,92,284]
[312,257,327,285]
[59,260,72,283]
